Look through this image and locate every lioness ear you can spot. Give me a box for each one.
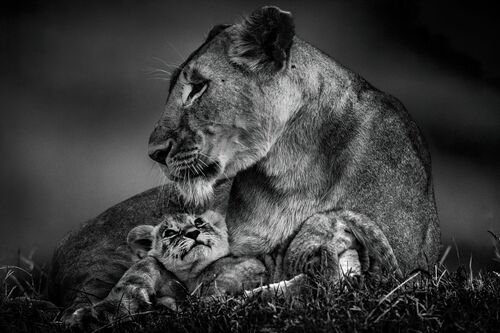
[127,225,155,261]
[206,24,231,41]
[229,6,295,72]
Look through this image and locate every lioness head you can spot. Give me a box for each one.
[127,211,229,275]
[148,6,302,205]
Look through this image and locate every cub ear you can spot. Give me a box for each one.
[229,6,295,72]
[127,225,155,261]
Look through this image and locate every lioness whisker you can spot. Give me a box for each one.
[166,41,186,60]
[196,158,209,168]
[193,163,206,177]
[151,56,179,69]
[199,152,230,181]
[143,67,172,75]
[146,77,172,81]
[154,165,168,210]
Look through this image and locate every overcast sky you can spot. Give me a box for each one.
[1,0,499,270]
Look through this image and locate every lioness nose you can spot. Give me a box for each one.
[148,139,174,165]
[184,229,200,240]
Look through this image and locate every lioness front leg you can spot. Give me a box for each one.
[284,210,401,281]
[284,213,346,281]
[66,256,186,329]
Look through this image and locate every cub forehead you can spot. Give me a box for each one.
[199,210,225,227]
[162,213,194,227]
[157,211,224,232]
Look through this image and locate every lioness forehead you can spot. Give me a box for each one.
[168,25,231,95]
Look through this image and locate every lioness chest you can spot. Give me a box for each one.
[226,170,328,257]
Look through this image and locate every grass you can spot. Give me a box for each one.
[1,243,500,332]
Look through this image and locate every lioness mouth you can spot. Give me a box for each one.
[169,161,220,182]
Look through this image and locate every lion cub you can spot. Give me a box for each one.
[67,210,235,327]
[127,210,231,294]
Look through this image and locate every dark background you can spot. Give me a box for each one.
[1,0,499,271]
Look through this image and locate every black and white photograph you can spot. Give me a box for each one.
[1,0,499,331]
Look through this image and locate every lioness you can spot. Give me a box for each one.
[50,6,441,314]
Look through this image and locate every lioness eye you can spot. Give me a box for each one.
[189,82,207,100]
[182,80,208,105]
[194,218,206,228]
[162,229,177,238]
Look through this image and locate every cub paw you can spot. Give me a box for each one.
[64,306,104,330]
[64,301,131,330]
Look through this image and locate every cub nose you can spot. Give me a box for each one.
[184,229,201,240]
[148,139,174,165]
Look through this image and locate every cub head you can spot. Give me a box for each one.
[127,211,229,275]
[148,6,302,205]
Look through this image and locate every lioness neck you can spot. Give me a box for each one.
[258,38,368,196]
[228,39,374,256]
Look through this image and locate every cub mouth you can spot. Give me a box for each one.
[190,239,211,250]
[180,241,211,260]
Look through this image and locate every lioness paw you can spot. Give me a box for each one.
[286,245,339,279]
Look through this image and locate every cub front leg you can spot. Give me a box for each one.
[195,256,269,297]
[66,256,186,329]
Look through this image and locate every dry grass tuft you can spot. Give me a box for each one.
[1,246,500,332]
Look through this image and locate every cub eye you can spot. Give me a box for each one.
[194,218,206,228]
[162,229,178,238]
